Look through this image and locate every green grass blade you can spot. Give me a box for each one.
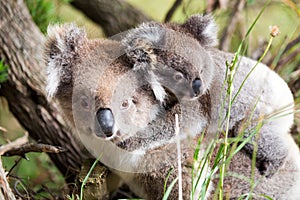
[164,168,174,193]
[162,177,178,200]
[80,156,102,200]
[258,194,273,200]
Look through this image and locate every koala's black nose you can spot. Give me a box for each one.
[96,108,114,137]
[192,78,202,97]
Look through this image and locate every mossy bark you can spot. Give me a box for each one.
[77,160,110,200]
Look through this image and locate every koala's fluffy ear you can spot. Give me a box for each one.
[45,23,88,98]
[122,23,168,103]
[181,14,218,47]
[122,22,165,69]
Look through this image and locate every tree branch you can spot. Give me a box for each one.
[282,35,300,55]
[206,0,229,13]
[164,0,183,22]
[267,35,300,68]
[0,133,33,200]
[0,159,16,200]
[0,133,28,156]
[0,0,89,183]
[289,69,300,96]
[0,126,7,132]
[3,143,66,157]
[206,0,219,13]
[276,47,300,71]
[70,0,151,36]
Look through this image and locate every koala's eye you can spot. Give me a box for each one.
[80,96,90,109]
[132,96,138,104]
[174,72,184,81]
[121,99,131,110]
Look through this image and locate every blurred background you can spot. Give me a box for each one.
[0,0,299,199]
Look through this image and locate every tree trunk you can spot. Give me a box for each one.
[0,0,89,182]
[71,0,151,36]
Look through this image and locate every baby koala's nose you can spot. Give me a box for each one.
[96,108,114,137]
[192,78,202,97]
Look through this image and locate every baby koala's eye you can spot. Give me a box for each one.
[174,72,184,81]
[80,95,90,109]
[132,96,138,104]
[121,99,131,110]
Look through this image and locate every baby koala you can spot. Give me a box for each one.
[122,14,295,177]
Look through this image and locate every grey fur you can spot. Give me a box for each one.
[44,18,300,200]
[181,14,218,47]
[123,15,295,177]
[123,21,215,102]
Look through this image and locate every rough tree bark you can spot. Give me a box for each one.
[71,0,151,36]
[0,0,89,182]
[0,159,16,200]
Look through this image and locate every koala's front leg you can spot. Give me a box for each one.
[241,119,290,177]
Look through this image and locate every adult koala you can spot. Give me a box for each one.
[44,16,300,199]
[122,15,295,178]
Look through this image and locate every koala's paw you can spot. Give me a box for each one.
[257,158,285,178]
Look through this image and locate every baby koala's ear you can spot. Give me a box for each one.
[122,22,168,103]
[44,23,87,98]
[122,22,166,70]
[181,14,218,47]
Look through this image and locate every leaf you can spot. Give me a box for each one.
[0,60,8,84]
[162,177,178,200]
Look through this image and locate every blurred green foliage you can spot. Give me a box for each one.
[25,0,60,34]
[0,60,8,85]
[2,153,65,199]
[0,105,65,198]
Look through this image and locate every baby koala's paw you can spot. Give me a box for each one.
[256,158,285,178]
